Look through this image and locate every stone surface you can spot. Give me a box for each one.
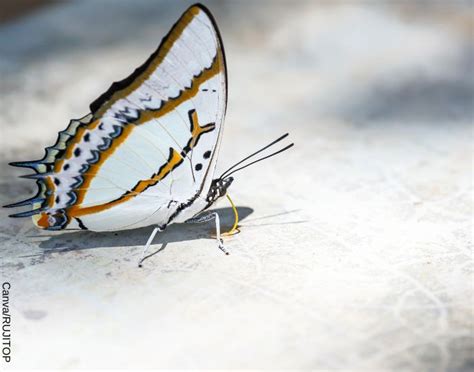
[0,0,472,370]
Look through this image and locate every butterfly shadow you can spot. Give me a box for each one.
[35,206,254,254]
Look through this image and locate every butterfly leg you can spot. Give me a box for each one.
[138,225,163,267]
[186,212,229,255]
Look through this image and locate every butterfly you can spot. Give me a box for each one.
[5,3,293,266]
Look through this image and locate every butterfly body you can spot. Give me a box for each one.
[7,4,293,253]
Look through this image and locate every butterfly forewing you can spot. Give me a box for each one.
[9,4,227,231]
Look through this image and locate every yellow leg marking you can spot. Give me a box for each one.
[222,193,240,236]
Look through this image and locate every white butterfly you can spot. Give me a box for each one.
[6,4,293,265]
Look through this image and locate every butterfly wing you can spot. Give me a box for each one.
[7,4,227,231]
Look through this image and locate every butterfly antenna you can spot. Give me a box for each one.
[220,133,291,179]
[222,143,294,178]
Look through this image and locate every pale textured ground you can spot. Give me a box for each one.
[0,0,473,370]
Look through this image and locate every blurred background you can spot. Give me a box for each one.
[0,0,472,370]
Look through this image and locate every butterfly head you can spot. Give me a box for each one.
[204,134,294,209]
[205,176,234,207]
